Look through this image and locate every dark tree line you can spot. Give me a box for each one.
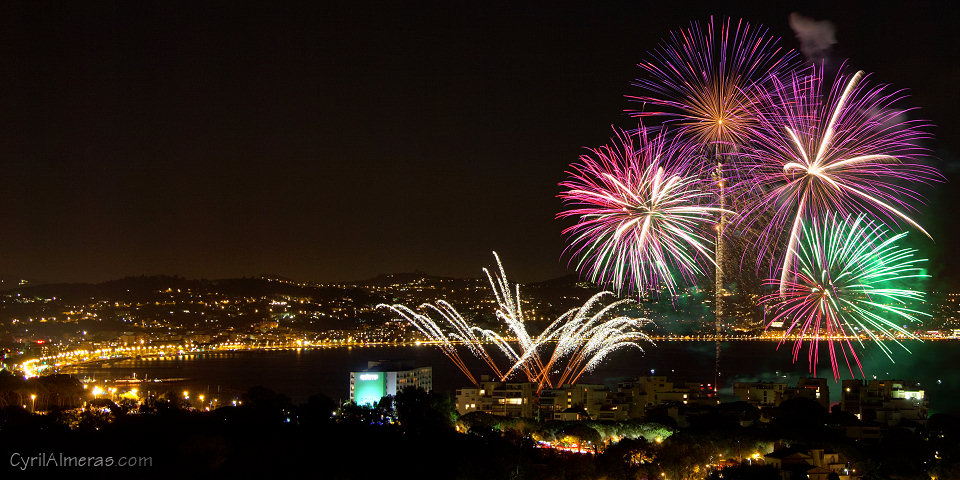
[2,381,959,479]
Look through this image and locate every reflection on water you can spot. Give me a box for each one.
[70,341,960,413]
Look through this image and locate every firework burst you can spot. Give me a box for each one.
[628,16,799,146]
[559,127,729,296]
[762,214,929,380]
[379,253,653,388]
[733,66,939,294]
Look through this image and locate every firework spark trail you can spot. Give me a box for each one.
[426,300,506,380]
[529,294,610,387]
[561,318,653,386]
[559,127,730,296]
[499,302,581,383]
[379,303,479,385]
[628,16,800,146]
[733,66,939,294]
[530,293,653,391]
[483,252,547,384]
[762,214,929,380]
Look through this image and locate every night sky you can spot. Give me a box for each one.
[0,1,957,286]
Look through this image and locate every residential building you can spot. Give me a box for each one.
[840,379,927,427]
[455,379,537,418]
[348,361,432,406]
[734,381,787,407]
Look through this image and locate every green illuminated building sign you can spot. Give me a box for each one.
[353,372,386,406]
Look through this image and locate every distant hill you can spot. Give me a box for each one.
[2,275,202,300]
[353,271,594,289]
[0,276,47,290]
[352,272,480,287]
[0,271,601,307]
[527,274,594,289]
[2,275,383,305]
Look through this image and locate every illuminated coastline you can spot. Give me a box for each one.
[13,333,957,379]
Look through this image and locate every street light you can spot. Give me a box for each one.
[30,394,36,412]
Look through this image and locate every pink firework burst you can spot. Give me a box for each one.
[558,127,728,296]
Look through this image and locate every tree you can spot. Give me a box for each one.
[657,432,716,480]
[598,436,653,478]
[458,411,502,433]
[558,423,601,451]
[337,402,382,426]
[394,387,456,434]
[298,393,336,425]
[706,464,779,479]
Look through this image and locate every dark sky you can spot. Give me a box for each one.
[0,1,957,285]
